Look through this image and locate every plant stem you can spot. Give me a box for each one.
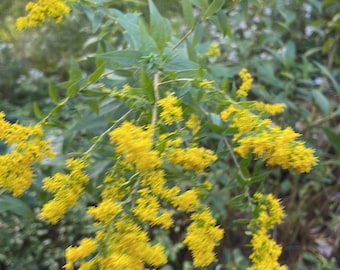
[222,136,247,181]
[151,72,160,126]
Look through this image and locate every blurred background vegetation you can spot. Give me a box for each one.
[0,0,339,269]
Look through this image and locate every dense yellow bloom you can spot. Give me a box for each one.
[199,80,214,89]
[166,146,217,173]
[110,218,168,267]
[101,175,130,201]
[87,200,122,225]
[133,190,173,229]
[221,104,317,173]
[183,207,224,267]
[253,101,285,115]
[207,43,221,57]
[16,0,71,30]
[236,68,253,97]
[234,126,318,173]
[247,193,286,270]
[78,260,96,270]
[110,122,161,172]
[40,158,89,224]
[0,112,55,196]
[186,114,201,135]
[64,238,97,270]
[141,170,180,201]
[172,189,200,212]
[158,94,183,125]
[98,254,144,270]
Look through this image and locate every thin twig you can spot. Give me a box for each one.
[172,27,195,50]
[83,109,133,156]
[222,136,247,181]
[151,72,160,126]
[158,78,194,86]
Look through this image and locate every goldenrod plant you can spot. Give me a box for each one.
[0,0,325,269]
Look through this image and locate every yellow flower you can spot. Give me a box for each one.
[87,200,122,225]
[111,218,168,267]
[16,0,71,30]
[65,238,97,270]
[220,105,318,173]
[247,193,286,270]
[40,158,89,224]
[158,94,183,125]
[133,191,173,229]
[199,80,214,89]
[78,260,96,270]
[183,207,223,267]
[172,189,200,212]
[0,112,55,196]
[186,114,201,135]
[141,170,180,201]
[109,122,162,172]
[220,104,238,122]
[236,68,253,97]
[207,43,221,57]
[165,146,217,173]
[253,101,285,115]
[234,126,318,173]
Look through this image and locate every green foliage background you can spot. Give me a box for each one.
[0,0,339,269]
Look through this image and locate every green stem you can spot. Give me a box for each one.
[83,109,133,156]
[222,136,248,181]
[151,72,160,126]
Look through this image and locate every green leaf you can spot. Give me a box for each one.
[0,195,35,219]
[110,9,158,53]
[97,50,143,67]
[190,24,204,49]
[66,82,80,98]
[88,62,106,83]
[285,41,296,66]
[182,0,195,28]
[148,0,172,52]
[312,90,330,116]
[313,61,340,93]
[215,10,232,37]
[48,83,60,105]
[190,0,208,10]
[203,0,225,19]
[68,58,82,81]
[33,102,43,119]
[323,127,340,155]
[140,68,154,101]
[240,0,248,18]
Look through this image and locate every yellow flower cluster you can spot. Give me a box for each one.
[64,120,221,269]
[166,146,217,173]
[133,189,173,229]
[199,80,214,89]
[207,43,221,57]
[158,94,183,125]
[40,158,89,224]
[186,114,201,135]
[101,217,168,268]
[109,122,161,172]
[65,238,97,270]
[253,101,285,115]
[0,112,55,196]
[67,215,168,270]
[247,193,286,270]
[183,207,224,267]
[236,68,253,97]
[16,0,70,30]
[235,126,317,173]
[221,104,317,173]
